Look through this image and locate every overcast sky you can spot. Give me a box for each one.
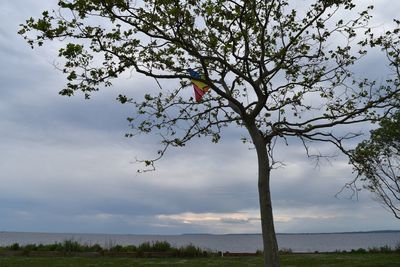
[0,0,399,235]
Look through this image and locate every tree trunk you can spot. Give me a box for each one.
[247,123,280,267]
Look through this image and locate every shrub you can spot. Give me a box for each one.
[379,245,392,253]
[124,245,137,252]
[395,242,400,252]
[177,244,208,257]
[255,250,263,256]
[349,248,367,254]
[9,243,20,251]
[109,245,124,252]
[89,244,103,252]
[63,240,82,252]
[368,245,393,253]
[23,244,37,252]
[152,241,172,252]
[137,242,152,252]
[279,248,293,254]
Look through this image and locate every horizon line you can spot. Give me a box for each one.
[1,229,400,236]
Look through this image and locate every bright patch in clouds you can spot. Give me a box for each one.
[157,211,257,224]
[156,209,340,232]
[155,210,261,233]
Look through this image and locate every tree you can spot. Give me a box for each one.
[19,1,400,266]
[350,111,400,219]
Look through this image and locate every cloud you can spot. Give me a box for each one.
[157,211,254,224]
[0,0,399,236]
[154,210,260,234]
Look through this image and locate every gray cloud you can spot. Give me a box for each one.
[0,0,399,235]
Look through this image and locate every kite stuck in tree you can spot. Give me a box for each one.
[187,68,209,102]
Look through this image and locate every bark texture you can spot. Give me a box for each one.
[247,122,280,267]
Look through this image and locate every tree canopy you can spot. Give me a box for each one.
[19,1,400,153]
[19,1,400,266]
[351,111,400,219]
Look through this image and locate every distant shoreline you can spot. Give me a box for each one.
[2,230,400,236]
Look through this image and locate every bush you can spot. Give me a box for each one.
[279,248,293,254]
[177,244,208,257]
[63,240,83,252]
[379,245,392,253]
[368,245,393,253]
[152,241,172,252]
[255,250,263,256]
[109,245,124,252]
[89,244,103,252]
[395,242,400,252]
[349,248,367,254]
[9,243,20,251]
[137,242,152,252]
[124,245,137,252]
[23,244,38,252]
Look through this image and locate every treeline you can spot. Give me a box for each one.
[338,245,400,254]
[0,240,211,257]
[1,241,399,258]
[278,246,400,255]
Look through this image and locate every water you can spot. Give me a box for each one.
[0,231,399,253]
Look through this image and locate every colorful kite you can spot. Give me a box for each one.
[188,68,210,102]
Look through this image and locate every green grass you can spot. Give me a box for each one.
[0,253,399,267]
[281,253,400,267]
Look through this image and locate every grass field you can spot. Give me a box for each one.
[0,253,399,267]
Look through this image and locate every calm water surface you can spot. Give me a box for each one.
[1,231,399,253]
